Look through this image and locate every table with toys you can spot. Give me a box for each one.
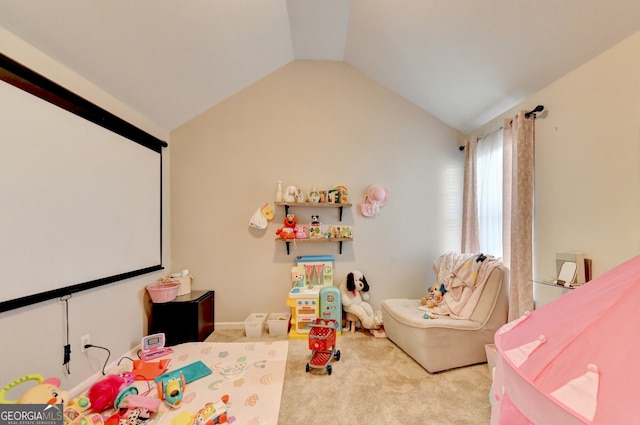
[1,337,289,425]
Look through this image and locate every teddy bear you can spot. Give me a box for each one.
[275,213,297,239]
[340,271,383,332]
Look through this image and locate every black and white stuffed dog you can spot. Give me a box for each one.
[346,271,370,297]
[340,271,381,331]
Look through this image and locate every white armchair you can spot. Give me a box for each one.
[381,264,508,373]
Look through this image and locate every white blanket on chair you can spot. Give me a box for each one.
[419,252,502,319]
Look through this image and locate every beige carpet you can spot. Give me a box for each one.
[208,328,492,424]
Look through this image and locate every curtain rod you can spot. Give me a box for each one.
[458,105,544,151]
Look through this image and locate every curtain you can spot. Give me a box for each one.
[503,111,535,321]
[461,136,479,253]
[476,130,503,258]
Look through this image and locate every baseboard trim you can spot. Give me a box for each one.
[215,321,245,330]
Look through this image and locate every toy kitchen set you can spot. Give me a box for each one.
[286,255,342,339]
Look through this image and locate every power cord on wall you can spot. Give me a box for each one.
[84,344,111,375]
[60,294,72,374]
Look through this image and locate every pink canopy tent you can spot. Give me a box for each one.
[491,255,640,425]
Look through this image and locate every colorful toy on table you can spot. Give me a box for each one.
[104,394,161,425]
[195,395,231,425]
[157,374,185,408]
[64,396,105,425]
[155,361,213,409]
[170,395,231,425]
[88,372,135,412]
[275,213,297,239]
[0,374,69,404]
[131,359,171,381]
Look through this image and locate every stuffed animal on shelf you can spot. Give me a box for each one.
[340,271,383,332]
[421,283,447,309]
[283,186,297,202]
[275,213,297,239]
[294,224,307,239]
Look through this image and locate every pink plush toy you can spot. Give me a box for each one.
[294,225,307,239]
[88,372,135,412]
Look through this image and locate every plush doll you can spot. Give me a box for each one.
[294,224,307,239]
[421,283,447,308]
[283,186,297,202]
[275,213,297,239]
[340,271,382,332]
[420,283,447,319]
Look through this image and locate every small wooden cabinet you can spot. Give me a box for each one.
[149,290,214,346]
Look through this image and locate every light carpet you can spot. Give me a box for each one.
[208,329,492,424]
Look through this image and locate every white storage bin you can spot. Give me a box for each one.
[268,313,291,336]
[244,313,268,337]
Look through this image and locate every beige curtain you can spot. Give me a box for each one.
[461,136,479,253]
[503,111,535,321]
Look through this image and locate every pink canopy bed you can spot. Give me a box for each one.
[491,255,640,424]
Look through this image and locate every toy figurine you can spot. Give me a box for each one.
[309,215,321,239]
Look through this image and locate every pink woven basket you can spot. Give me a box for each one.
[146,281,180,303]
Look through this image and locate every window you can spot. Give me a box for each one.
[475,130,503,258]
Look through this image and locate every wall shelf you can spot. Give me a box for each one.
[274,202,352,221]
[276,237,353,255]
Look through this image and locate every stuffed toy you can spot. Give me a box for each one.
[340,271,383,332]
[421,283,447,308]
[283,186,297,202]
[275,213,297,239]
[294,224,307,239]
[88,372,135,412]
[420,283,447,319]
[0,374,69,404]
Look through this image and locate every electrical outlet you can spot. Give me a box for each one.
[80,334,90,353]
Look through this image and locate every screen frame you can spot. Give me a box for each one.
[0,53,166,313]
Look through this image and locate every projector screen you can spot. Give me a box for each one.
[0,53,165,312]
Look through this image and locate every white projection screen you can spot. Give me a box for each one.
[0,54,165,312]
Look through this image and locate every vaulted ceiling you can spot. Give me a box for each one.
[1,0,639,134]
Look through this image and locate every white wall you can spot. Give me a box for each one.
[0,27,171,394]
[469,31,640,280]
[170,60,464,323]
